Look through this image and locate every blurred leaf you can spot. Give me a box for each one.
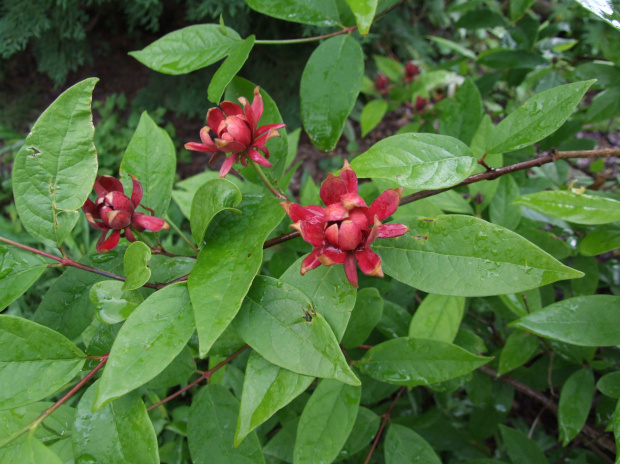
[597,372,620,398]
[498,331,539,375]
[345,0,378,35]
[500,425,548,464]
[384,424,441,464]
[558,368,594,445]
[440,77,483,145]
[360,99,388,137]
[574,0,620,31]
[10,435,63,464]
[341,287,383,348]
[89,280,143,324]
[477,49,547,69]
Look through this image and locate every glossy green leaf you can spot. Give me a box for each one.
[120,111,176,217]
[345,0,378,35]
[574,0,620,31]
[208,35,255,103]
[10,435,63,464]
[281,256,357,341]
[188,384,265,464]
[359,337,491,387]
[0,315,85,410]
[301,35,364,152]
[190,178,242,246]
[580,222,620,256]
[597,372,620,398]
[246,0,340,26]
[498,331,539,375]
[33,248,126,339]
[486,80,595,154]
[12,78,98,247]
[439,78,482,146]
[384,424,441,464]
[375,215,583,297]
[235,351,314,445]
[500,425,547,464]
[74,381,158,464]
[513,190,620,225]
[489,175,521,230]
[341,288,383,348]
[510,295,620,346]
[374,55,405,81]
[377,300,411,339]
[129,24,241,74]
[189,194,284,357]
[148,254,195,284]
[294,379,361,464]
[225,77,288,179]
[0,245,50,309]
[122,241,152,291]
[350,133,477,190]
[516,226,572,261]
[233,276,359,385]
[94,283,195,409]
[338,406,380,459]
[408,294,465,343]
[360,99,388,137]
[558,368,594,445]
[89,280,144,324]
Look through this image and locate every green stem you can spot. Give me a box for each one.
[165,214,198,253]
[249,159,288,201]
[255,26,356,45]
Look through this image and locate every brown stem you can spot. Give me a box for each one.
[147,345,250,411]
[364,387,406,464]
[263,230,301,249]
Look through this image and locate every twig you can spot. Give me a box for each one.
[263,231,301,249]
[364,387,406,464]
[147,345,249,411]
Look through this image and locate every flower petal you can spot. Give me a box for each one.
[247,148,272,167]
[221,101,244,118]
[338,220,362,251]
[343,252,358,288]
[365,216,382,247]
[84,212,106,230]
[124,227,137,242]
[377,223,410,239]
[325,203,348,222]
[207,107,226,131]
[349,208,369,230]
[367,188,403,222]
[251,86,264,124]
[320,173,347,206]
[199,127,219,150]
[219,154,238,178]
[185,142,218,153]
[225,116,252,148]
[97,229,121,253]
[355,247,383,277]
[129,174,143,206]
[132,212,170,232]
[339,160,358,194]
[106,210,132,229]
[281,202,324,223]
[104,191,135,213]
[214,138,247,153]
[301,248,323,275]
[82,198,97,215]
[325,223,339,247]
[341,193,367,210]
[293,221,325,247]
[318,245,346,265]
[255,123,286,138]
[95,175,124,195]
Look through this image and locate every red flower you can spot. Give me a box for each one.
[82,175,169,252]
[375,74,390,95]
[405,61,420,83]
[281,161,409,288]
[414,95,428,113]
[185,86,285,178]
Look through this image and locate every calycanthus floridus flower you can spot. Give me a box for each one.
[281,161,410,288]
[185,86,286,178]
[82,175,169,252]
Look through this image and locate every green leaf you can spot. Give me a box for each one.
[74,381,159,464]
[0,315,85,410]
[375,215,583,297]
[350,134,477,190]
[511,0,536,19]
[597,372,620,399]
[384,424,441,464]
[235,351,314,446]
[33,248,126,339]
[510,295,620,346]
[513,190,620,225]
[580,222,620,256]
[498,331,539,375]
[10,435,63,464]
[246,0,340,26]
[190,178,242,246]
[558,368,594,445]
[489,175,521,230]
[281,256,357,341]
[188,195,284,357]
[439,78,482,145]
[477,49,547,69]
[129,24,241,74]
[374,55,405,81]
[571,255,599,296]
[345,0,378,35]
[301,35,364,152]
[377,300,411,339]
[94,283,195,409]
[574,0,620,31]
[120,111,176,217]
[0,245,50,309]
[122,241,152,291]
[232,276,360,385]
[427,36,477,59]
[408,294,465,343]
[360,99,388,137]
[208,35,255,103]
[358,337,491,387]
[12,78,98,247]
[188,384,265,464]
[486,80,595,154]
[500,425,547,464]
[89,280,144,324]
[341,288,383,348]
[586,87,620,122]
[338,406,380,459]
[294,379,361,464]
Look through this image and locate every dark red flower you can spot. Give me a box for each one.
[281,161,409,288]
[414,95,428,113]
[82,175,169,252]
[185,86,285,178]
[375,73,390,95]
[405,61,420,83]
